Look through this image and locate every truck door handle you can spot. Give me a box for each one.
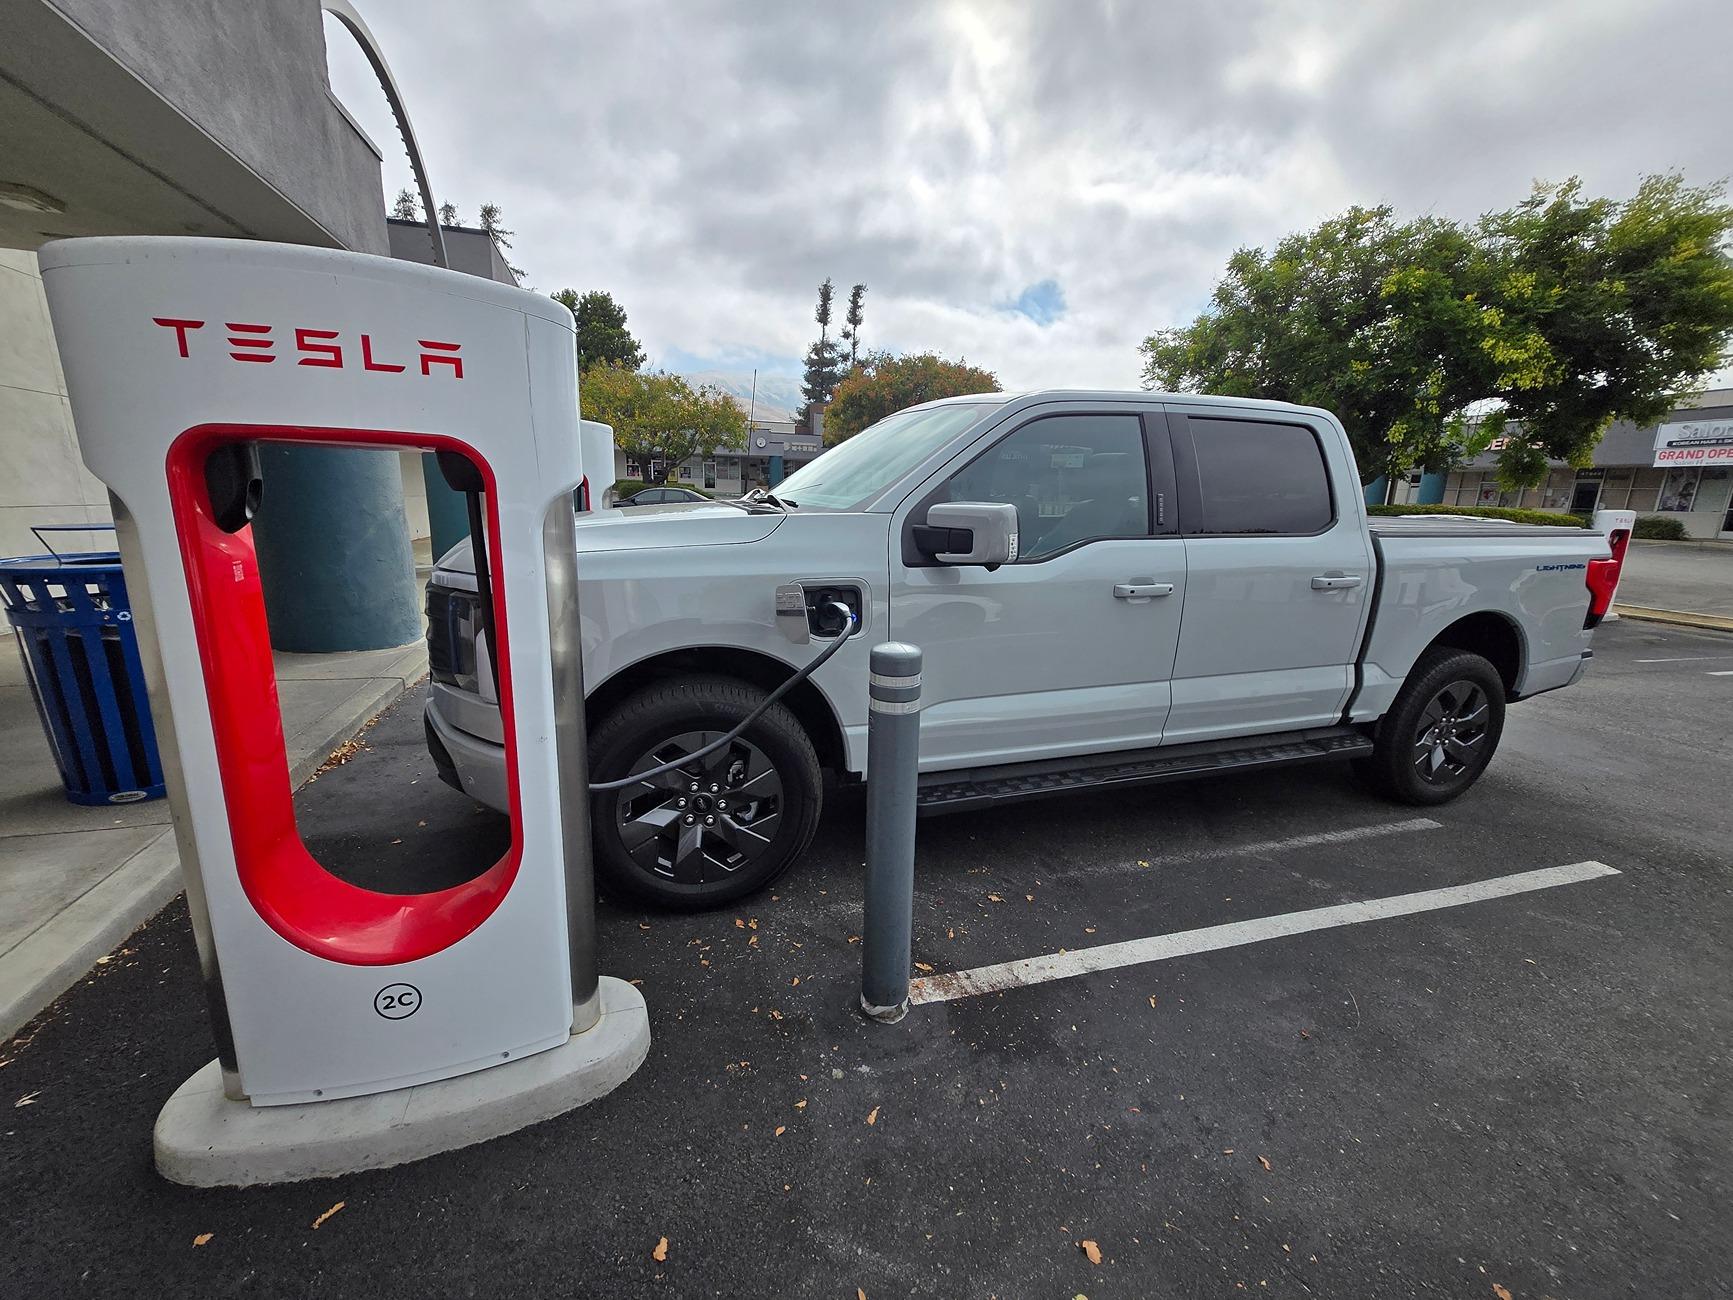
[1310,573,1365,590]
[1113,582,1175,599]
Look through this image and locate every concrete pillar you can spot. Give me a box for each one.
[768,455,785,487]
[421,453,470,562]
[1417,471,1447,505]
[1363,476,1388,507]
[251,445,421,652]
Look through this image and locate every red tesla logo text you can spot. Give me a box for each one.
[151,318,463,378]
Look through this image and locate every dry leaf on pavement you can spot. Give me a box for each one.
[774,1126,786,1136]
[14,1091,40,1108]
[652,1236,669,1262]
[914,962,934,972]
[866,1107,879,1126]
[311,1201,345,1229]
[1258,1155,1273,1172]
[192,1233,213,1247]
[1080,1239,1103,1264]
[1492,1286,1512,1300]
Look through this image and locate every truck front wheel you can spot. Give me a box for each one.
[588,676,823,910]
[1356,648,1506,805]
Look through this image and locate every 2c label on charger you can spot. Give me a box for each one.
[374,983,421,1020]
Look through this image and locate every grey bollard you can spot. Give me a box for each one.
[861,642,922,1023]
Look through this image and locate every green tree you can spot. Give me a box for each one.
[438,201,458,226]
[799,277,845,427]
[551,289,646,372]
[580,365,746,484]
[840,282,867,370]
[1141,176,1733,489]
[390,188,419,220]
[1471,175,1733,484]
[477,202,525,280]
[825,351,1001,444]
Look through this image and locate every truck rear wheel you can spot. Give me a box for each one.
[588,676,823,910]
[1356,648,1506,805]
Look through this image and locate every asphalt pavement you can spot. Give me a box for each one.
[3,619,1730,1298]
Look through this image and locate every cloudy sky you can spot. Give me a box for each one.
[326,0,1733,408]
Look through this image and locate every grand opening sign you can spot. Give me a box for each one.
[1653,419,1733,467]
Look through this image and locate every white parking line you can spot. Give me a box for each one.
[1135,817,1442,868]
[1709,671,1733,677]
[1635,657,1730,663]
[908,861,1621,1005]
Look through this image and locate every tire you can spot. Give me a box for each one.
[588,676,823,910]
[1355,648,1506,805]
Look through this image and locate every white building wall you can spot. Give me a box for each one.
[0,250,113,557]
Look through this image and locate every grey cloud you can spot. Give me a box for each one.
[328,0,1733,390]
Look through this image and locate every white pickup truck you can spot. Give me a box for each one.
[424,390,1619,908]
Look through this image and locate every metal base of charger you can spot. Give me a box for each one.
[154,976,649,1188]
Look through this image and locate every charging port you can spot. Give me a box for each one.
[804,584,862,638]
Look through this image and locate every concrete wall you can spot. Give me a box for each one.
[0,250,110,557]
[399,451,430,540]
[47,0,387,254]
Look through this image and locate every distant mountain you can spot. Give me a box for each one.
[684,371,803,426]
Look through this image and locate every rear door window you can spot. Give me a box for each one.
[1182,416,1333,535]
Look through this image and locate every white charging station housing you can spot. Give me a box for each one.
[42,237,601,1107]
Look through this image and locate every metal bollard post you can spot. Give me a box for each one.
[861,642,922,1023]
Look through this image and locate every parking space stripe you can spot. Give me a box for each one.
[908,860,1621,1005]
[1141,817,1441,867]
[1708,671,1733,677]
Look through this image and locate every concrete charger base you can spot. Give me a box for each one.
[154,976,650,1187]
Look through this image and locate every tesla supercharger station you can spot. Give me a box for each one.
[40,237,648,1185]
[1592,508,1636,618]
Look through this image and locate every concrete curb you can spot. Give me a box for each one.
[0,830,181,1042]
[1,648,429,1045]
[1612,604,1733,634]
[154,977,651,1187]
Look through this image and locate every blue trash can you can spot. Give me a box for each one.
[0,526,165,805]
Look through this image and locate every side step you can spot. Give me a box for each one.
[915,726,1374,816]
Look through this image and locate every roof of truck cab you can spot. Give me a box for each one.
[917,390,1339,421]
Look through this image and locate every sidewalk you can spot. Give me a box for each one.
[1613,539,1733,630]
[0,639,427,1041]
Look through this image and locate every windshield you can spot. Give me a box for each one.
[775,403,995,509]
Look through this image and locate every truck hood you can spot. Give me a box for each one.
[432,502,785,574]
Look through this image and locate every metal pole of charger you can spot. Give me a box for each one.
[861,642,923,1023]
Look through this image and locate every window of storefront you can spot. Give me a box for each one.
[704,460,716,489]
[1569,470,1604,513]
[677,463,693,481]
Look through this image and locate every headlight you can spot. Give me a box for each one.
[426,584,483,693]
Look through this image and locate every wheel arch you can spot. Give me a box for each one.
[1422,611,1525,699]
[586,646,849,773]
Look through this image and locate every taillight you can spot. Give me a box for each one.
[1583,527,1628,628]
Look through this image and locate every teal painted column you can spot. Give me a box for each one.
[1417,470,1447,504]
[1363,476,1388,506]
[421,453,470,562]
[251,445,422,653]
[768,455,785,487]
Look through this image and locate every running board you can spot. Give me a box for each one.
[915,726,1374,816]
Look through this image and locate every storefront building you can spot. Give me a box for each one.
[616,418,823,496]
[1435,389,1733,538]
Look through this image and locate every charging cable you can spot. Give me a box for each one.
[588,601,860,792]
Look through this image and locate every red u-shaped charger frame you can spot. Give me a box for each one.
[166,423,523,965]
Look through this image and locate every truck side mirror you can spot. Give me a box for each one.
[913,501,1020,566]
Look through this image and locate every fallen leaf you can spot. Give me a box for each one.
[914,962,935,973]
[748,919,758,930]
[1148,996,1159,1008]
[1492,1286,1512,1300]
[652,1236,669,1262]
[311,1201,345,1229]
[1299,1029,1311,1040]
[1137,859,1150,867]
[1222,1148,1235,1154]
[734,918,745,929]
[14,1091,40,1108]
[1084,927,1096,934]
[866,1107,879,1126]
[857,1290,867,1300]
[192,1233,213,1247]
[947,927,955,939]
[1081,1239,1103,1265]
[795,1099,807,1110]
[774,1126,787,1136]
[748,936,759,948]
[1026,894,1035,902]
[1258,1155,1272,1172]
[847,935,861,944]
[987,893,1004,903]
